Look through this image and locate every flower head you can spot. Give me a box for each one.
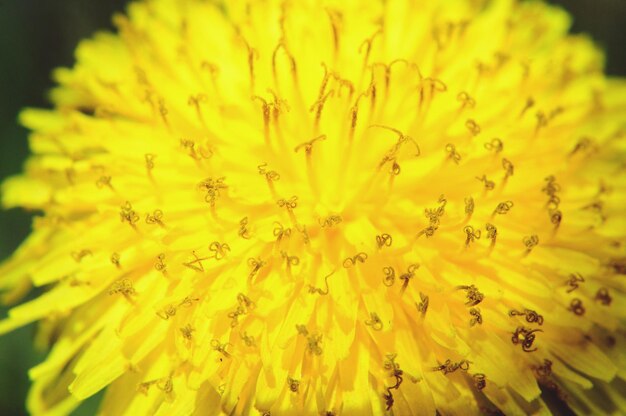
[1,0,626,414]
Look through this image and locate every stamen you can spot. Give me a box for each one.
[465,197,475,216]
[511,326,542,352]
[509,309,544,325]
[492,200,514,215]
[71,249,92,262]
[464,226,481,247]
[473,374,487,390]
[376,233,393,249]
[416,292,429,317]
[257,163,280,182]
[319,214,342,228]
[595,288,612,305]
[238,217,251,239]
[457,91,476,109]
[445,143,462,164]
[365,312,384,331]
[208,241,230,260]
[155,253,167,274]
[382,266,396,287]
[110,252,121,268]
[522,235,539,254]
[476,175,495,191]
[272,41,297,82]
[469,308,482,326]
[343,252,368,268]
[295,134,327,155]
[568,299,585,316]
[465,119,481,136]
[308,270,334,295]
[145,209,164,226]
[565,273,584,293]
[358,29,382,69]
[484,138,503,153]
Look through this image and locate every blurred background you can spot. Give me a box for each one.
[0,0,624,415]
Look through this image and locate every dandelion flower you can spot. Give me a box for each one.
[2,0,626,414]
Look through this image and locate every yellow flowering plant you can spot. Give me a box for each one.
[1,0,625,415]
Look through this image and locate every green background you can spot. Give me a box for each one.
[0,0,624,415]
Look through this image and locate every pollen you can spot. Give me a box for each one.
[1,0,626,415]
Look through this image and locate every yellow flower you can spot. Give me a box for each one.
[1,0,626,414]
